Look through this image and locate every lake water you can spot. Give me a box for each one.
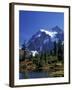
[19,71,49,79]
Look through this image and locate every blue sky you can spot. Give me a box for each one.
[19,10,64,46]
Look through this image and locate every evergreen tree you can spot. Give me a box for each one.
[33,54,38,66]
[29,53,33,61]
[21,41,26,61]
[57,40,64,61]
[40,53,43,61]
[22,41,26,50]
[44,52,47,64]
[40,53,45,67]
[53,41,57,56]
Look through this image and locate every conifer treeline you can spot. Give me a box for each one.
[20,40,64,67]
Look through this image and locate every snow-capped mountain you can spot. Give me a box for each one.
[27,26,64,52]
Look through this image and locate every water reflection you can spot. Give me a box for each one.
[19,71,49,79]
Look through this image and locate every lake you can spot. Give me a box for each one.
[19,71,49,79]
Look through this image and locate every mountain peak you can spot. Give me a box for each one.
[52,26,62,32]
[40,29,48,32]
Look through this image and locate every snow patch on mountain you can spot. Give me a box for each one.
[43,39,49,44]
[31,51,38,56]
[40,29,57,38]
